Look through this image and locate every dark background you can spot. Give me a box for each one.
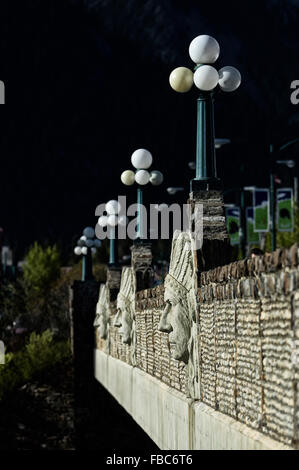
[0,0,298,262]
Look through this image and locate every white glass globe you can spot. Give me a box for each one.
[105,199,120,215]
[189,35,220,64]
[169,67,193,93]
[131,149,153,169]
[218,66,241,92]
[91,247,97,255]
[193,65,219,91]
[85,239,94,248]
[74,246,82,256]
[108,214,118,227]
[81,246,88,255]
[121,170,135,186]
[93,239,102,248]
[150,170,164,186]
[83,227,95,239]
[135,169,150,185]
[98,215,108,227]
[77,239,85,247]
[118,215,128,226]
[80,235,87,241]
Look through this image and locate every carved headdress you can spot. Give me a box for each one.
[164,231,197,321]
[117,267,136,312]
[94,283,109,327]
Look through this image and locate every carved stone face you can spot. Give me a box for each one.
[95,306,108,340]
[114,306,132,345]
[158,296,190,363]
[119,308,133,345]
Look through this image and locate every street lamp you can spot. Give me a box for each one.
[74,227,102,281]
[188,138,231,170]
[169,34,241,192]
[270,139,298,251]
[98,200,128,266]
[121,149,164,241]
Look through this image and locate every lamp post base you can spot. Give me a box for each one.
[190,177,222,193]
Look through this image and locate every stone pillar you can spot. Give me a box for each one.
[106,266,121,301]
[70,279,100,448]
[130,243,154,292]
[189,190,231,272]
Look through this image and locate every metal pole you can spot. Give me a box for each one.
[191,91,220,192]
[82,248,94,281]
[137,187,143,240]
[294,176,298,203]
[240,189,246,258]
[109,226,115,265]
[269,144,276,252]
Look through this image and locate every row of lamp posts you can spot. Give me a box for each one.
[75,34,242,271]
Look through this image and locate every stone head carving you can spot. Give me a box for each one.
[115,267,135,346]
[94,284,110,340]
[158,231,197,365]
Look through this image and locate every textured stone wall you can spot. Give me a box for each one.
[198,245,299,447]
[94,244,299,448]
[135,286,186,394]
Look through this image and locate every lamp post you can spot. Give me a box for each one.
[121,149,164,242]
[74,227,102,281]
[98,200,128,266]
[269,138,299,251]
[169,35,241,192]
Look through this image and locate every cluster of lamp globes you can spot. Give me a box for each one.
[74,227,102,256]
[120,149,164,187]
[98,200,128,229]
[169,35,241,93]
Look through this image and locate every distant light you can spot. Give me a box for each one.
[189,35,220,64]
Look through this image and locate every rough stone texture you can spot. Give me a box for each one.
[135,286,187,394]
[94,242,299,449]
[131,243,154,292]
[198,244,299,447]
[189,190,231,271]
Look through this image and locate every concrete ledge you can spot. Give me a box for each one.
[94,350,292,450]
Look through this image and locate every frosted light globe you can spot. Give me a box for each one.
[218,66,241,92]
[74,246,82,256]
[85,239,94,248]
[118,215,128,226]
[189,35,220,64]
[80,235,87,241]
[169,67,193,93]
[131,149,153,169]
[135,169,150,185]
[77,239,85,247]
[94,239,102,248]
[81,247,88,255]
[193,65,219,91]
[91,247,97,254]
[98,215,108,227]
[106,200,120,215]
[121,170,135,186]
[108,214,119,227]
[150,170,164,186]
[83,227,95,239]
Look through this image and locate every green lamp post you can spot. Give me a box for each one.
[169,35,241,192]
[269,138,298,251]
[97,200,128,266]
[121,149,164,242]
[74,227,102,281]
